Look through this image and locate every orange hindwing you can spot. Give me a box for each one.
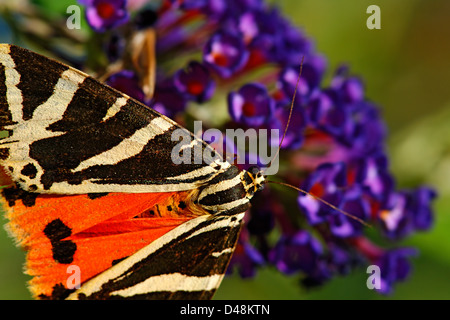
[2,186,199,298]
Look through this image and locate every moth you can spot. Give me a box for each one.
[0,44,266,299]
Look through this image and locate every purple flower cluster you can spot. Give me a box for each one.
[77,0,436,295]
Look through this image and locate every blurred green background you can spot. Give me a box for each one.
[0,0,449,299]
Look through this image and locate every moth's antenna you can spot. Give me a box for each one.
[263,58,369,227]
[266,57,304,173]
[267,180,372,228]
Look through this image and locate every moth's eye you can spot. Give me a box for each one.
[256,182,264,192]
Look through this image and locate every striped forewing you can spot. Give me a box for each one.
[0,44,227,194]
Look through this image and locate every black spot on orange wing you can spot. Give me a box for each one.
[87,192,109,200]
[43,218,77,264]
[38,283,74,300]
[43,219,71,241]
[52,241,77,264]
[2,184,38,207]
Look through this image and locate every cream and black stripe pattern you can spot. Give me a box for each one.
[0,44,266,299]
[67,214,244,300]
[0,44,232,194]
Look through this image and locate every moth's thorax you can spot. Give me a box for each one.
[194,165,265,216]
[240,166,265,199]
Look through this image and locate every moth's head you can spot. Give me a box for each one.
[241,166,265,198]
